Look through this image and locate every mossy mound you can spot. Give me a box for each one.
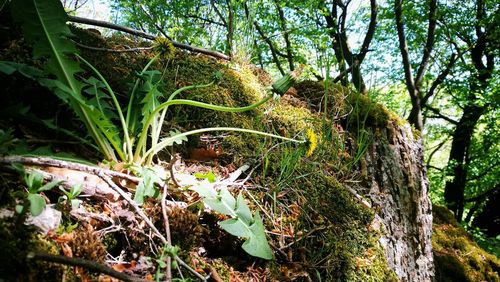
[0,20,400,281]
[433,205,500,282]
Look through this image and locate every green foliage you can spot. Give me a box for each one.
[58,184,83,210]
[16,170,61,216]
[3,0,305,168]
[191,181,273,260]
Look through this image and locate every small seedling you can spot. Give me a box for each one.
[16,171,61,216]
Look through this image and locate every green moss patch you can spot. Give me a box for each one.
[433,205,500,282]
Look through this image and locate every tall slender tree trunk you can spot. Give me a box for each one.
[444,103,485,220]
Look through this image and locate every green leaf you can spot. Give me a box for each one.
[15,204,25,214]
[28,193,46,216]
[235,193,253,223]
[193,171,216,183]
[10,0,120,161]
[0,61,45,78]
[25,171,44,192]
[191,183,273,260]
[38,180,62,192]
[70,184,83,198]
[133,167,160,204]
[242,211,273,260]
[219,218,250,238]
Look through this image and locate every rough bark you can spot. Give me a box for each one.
[359,121,434,281]
[443,104,485,220]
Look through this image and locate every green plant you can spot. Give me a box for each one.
[190,175,273,260]
[1,0,305,168]
[58,184,83,210]
[15,171,61,216]
[155,245,180,281]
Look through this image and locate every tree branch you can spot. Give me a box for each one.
[244,2,285,75]
[27,252,148,282]
[424,105,458,125]
[415,0,437,87]
[357,0,378,62]
[67,16,230,61]
[274,0,295,71]
[421,53,457,106]
[394,0,416,95]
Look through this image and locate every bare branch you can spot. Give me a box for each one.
[27,252,148,282]
[394,0,416,95]
[424,105,458,125]
[244,2,285,75]
[415,0,437,87]
[421,53,458,106]
[358,0,378,62]
[67,16,230,61]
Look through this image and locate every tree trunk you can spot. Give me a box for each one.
[359,121,434,281]
[444,103,485,221]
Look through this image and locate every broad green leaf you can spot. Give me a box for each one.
[28,193,46,216]
[242,212,273,260]
[235,193,253,223]
[25,171,44,192]
[219,218,250,238]
[133,167,160,204]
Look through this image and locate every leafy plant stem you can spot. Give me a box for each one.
[76,54,131,161]
[133,95,273,163]
[146,81,215,165]
[126,54,160,133]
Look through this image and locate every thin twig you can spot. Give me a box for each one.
[0,155,142,184]
[27,252,148,282]
[97,172,207,282]
[161,181,173,281]
[73,40,153,53]
[67,16,230,61]
[97,172,167,243]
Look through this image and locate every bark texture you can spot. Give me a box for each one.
[360,121,434,281]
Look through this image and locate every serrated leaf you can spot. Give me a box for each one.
[219,218,250,238]
[242,211,273,260]
[11,0,85,99]
[28,193,46,216]
[169,130,188,145]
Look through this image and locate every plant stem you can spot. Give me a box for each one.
[76,54,131,161]
[140,127,305,164]
[133,95,273,163]
[146,81,214,165]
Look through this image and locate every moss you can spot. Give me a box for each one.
[353,236,399,282]
[0,217,64,281]
[269,162,378,280]
[264,102,318,137]
[433,205,500,282]
[294,80,349,117]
